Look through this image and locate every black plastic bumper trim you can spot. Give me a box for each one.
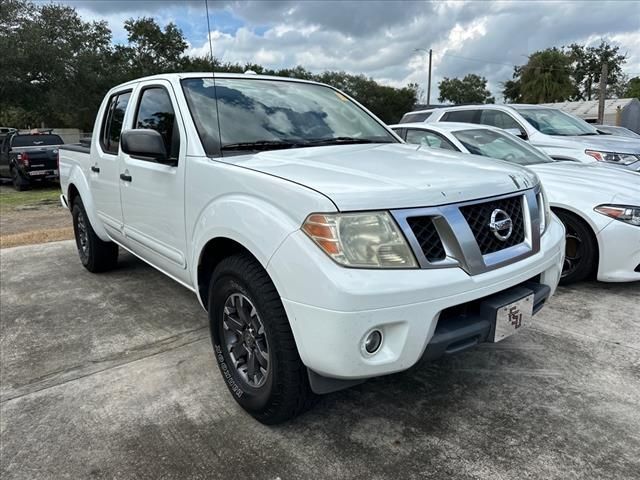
[422,282,551,362]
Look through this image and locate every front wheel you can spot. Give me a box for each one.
[72,197,119,272]
[208,253,316,424]
[556,210,597,285]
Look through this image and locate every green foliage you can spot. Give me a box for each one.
[568,41,627,100]
[438,74,494,104]
[624,77,640,100]
[503,42,628,103]
[0,1,415,129]
[502,48,573,103]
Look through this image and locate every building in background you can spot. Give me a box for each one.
[540,98,640,133]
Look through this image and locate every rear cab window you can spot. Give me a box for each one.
[11,134,63,147]
[100,91,132,154]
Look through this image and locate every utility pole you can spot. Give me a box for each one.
[427,48,433,106]
[597,61,608,124]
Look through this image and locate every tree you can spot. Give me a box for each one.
[438,74,494,104]
[515,48,574,103]
[502,66,524,103]
[0,0,418,129]
[625,77,640,99]
[567,41,627,100]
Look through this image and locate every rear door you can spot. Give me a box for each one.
[90,90,132,238]
[119,81,188,283]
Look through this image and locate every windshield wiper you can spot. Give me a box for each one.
[304,136,393,146]
[221,140,305,151]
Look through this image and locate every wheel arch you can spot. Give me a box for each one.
[551,205,600,277]
[196,237,262,310]
[65,165,110,241]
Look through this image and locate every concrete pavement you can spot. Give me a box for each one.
[1,241,639,479]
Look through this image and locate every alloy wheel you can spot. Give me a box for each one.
[222,293,270,388]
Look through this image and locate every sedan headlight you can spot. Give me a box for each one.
[585,150,639,166]
[594,205,640,226]
[302,212,418,268]
[537,186,551,235]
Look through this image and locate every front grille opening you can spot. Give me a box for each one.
[635,264,640,273]
[407,216,446,262]
[460,195,525,255]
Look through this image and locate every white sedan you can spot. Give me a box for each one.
[391,122,640,283]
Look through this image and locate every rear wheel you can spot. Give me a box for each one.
[556,210,597,285]
[72,197,119,272]
[208,253,316,424]
[11,167,29,191]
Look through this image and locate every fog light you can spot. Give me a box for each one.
[363,330,383,355]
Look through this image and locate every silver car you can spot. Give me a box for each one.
[400,104,640,171]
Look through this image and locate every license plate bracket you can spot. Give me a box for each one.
[490,293,534,342]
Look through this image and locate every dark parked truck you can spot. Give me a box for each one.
[0,131,63,190]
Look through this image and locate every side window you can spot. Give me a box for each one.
[479,110,522,131]
[399,112,433,123]
[441,110,480,124]
[405,129,457,151]
[134,87,180,161]
[100,91,131,154]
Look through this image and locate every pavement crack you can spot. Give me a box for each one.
[1,326,209,404]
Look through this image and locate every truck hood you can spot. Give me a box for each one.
[221,143,538,211]
[543,134,640,154]
[528,161,640,204]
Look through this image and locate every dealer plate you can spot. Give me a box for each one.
[492,293,534,342]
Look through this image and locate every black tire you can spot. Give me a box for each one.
[556,210,597,285]
[208,253,316,424]
[11,167,29,191]
[72,197,119,273]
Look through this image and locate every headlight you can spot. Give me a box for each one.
[302,212,418,268]
[585,150,639,166]
[537,186,551,235]
[594,205,640,226]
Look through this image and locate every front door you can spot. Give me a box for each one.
[119,81,188,283]
[90,90,131,239]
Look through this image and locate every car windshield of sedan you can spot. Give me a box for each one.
[517,108,599,136]
[453,128,554,166]
[181,77,397,155]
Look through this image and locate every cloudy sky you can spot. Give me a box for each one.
[61,0,640,101]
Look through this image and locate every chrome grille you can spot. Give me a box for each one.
[406,217,446,262]
[459,195,525,254]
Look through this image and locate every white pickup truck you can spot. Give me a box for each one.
[59,73,565,424]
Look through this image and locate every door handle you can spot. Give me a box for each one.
[91,165,100,173]
[120,173,132,182]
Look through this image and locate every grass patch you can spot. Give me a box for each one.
[0,185,61,212]
[0,227,74,249]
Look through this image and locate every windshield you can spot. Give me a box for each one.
[182,78,396,155]
[517,108,598,136]
[453,128,554,165]
[11,134,63,147]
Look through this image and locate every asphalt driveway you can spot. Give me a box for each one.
[1,241,639,479]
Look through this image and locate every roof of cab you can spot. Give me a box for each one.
[113,71,329,89]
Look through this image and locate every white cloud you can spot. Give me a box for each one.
[69,0,640,100]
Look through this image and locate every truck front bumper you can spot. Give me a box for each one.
[268,216,565,380]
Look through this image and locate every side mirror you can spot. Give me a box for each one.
[121,129,172,164]
[504,128,527,140]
